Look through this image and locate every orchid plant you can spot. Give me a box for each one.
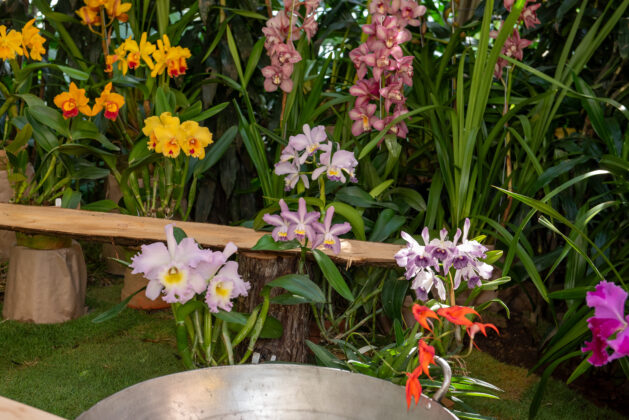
[125,223,326,368]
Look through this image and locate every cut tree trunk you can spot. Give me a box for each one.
[238,251,311,363]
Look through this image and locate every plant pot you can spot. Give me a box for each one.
[0,161,15,260]
[2,240,87,323]
[121,267,170,310]
[101,243,130,276]
[15,232,72,250]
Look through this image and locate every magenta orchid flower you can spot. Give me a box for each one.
[262,199,292,241]
[349,43,372,79]
[130,224,207,304]
[582,281,629,366]
[395,56,414,86]
[312,206,352,254]
[283,197,320,243]
[349,103,378,136]
[375,16,412,49]
[380,81,406,112]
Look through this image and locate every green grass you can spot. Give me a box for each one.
[0,281,625,420]
[0,281,181,419]
[464,351,625,420]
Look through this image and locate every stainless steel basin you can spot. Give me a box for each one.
[77,364,458,419]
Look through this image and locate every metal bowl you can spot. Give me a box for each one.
[77,364,457,420]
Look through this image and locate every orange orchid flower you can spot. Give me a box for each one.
[412,304,439,331]
[0,25,23,60]
[417,339,436,378]
[405,366,422,409]
[466,322,499,340]
[92,82,125,121]
[105,0,132,23]
[53,82,92,119]
[104,54,118,73]
[76,6,101,26]
[436,306,480,327]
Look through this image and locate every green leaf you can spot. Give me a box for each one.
[251,234,301,251]
[306,340,348,370]
[193,125,237,176]
[390,187,426,212]
[548,286,595,300]
[382,277,409,322]
[189,102,229,123]
[483,250,503,265]
[5,124,32,155]
[155,87,172,115]
[61,188,81,209]
[92,286,145,323]
[243,38,265,89]
[27,105,69,137]
[566,357,591,384]
[269,293,310,305]
[223,7,268,20]
[326,201,365,241]
[267,274,326,304]
[172,227,187,244]
[368,179,393,198]
[225,24,245,84]
[368,209,405,242]
[312,249,354,301]
[81,199,120,212]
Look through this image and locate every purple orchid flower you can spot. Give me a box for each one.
[274,160,310,191]
[283,197,320,244]
[395,230,445,301]
[582,281,629,366]
[312,148,358,183]
[262,199,292,241]
[312,206,352,254]
[288,124,328,156]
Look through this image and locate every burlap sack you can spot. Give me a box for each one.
[2,240,87,323]
[0,169,15,260]
[121,268,170,310]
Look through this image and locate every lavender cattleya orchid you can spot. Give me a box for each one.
[312,148,359,183]
[284,197,320,243]
[289,123,327,156]
[582,281,629,366]
[312,206,352,254]
[262,199,292,241]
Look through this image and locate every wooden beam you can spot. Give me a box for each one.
[0,203,401,266]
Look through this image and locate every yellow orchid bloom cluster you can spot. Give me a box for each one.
[0,19,46,61]
[106,34,190,79]
[76,0,131,26]
[53,82,125,121]
[142,112,213,159]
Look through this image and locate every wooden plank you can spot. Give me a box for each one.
[0,396,66,420]
[0,203,402,266]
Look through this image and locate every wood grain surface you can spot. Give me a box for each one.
[0,203,402,266]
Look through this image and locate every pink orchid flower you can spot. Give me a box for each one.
[349,78,380,108]
[349,43,372,80]
[349,103,378,136]
[262,64,294,92]
[263,199,292,241]
[283,197,320,243]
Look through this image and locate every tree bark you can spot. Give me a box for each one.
[237,251,311,363]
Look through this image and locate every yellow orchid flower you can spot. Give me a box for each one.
[113,44,129,75]
[142,112,180,152]
[138,32,156,69]
[0,26,23,60]
[122,37,141,70]
[76,6,102,26]
[150,36,168,77]
[179,121,213,159]
[53,82,92,119]
[92,82,125,121]
[21,19,46,61]
[105,0,132,23]
[153,120,184,158]
[167,46,191,78]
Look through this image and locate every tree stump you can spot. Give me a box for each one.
[238,251,311,363]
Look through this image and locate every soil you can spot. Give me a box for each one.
[477,299,629,416]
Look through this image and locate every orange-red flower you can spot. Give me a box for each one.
[405,366,422,409]
[412,304,439,331]
[436,306,480,327]
[466,322,499,340]
[104,54,117,73]
[53,82,92,119]
[417,339,436,379]
[92,82,125,121]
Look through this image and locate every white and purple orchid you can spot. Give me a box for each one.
[262,199,292,241]
[312,148,359,183]
[130,225,249,311]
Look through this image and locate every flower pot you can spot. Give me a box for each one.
[15,232,73,250]
[121,267,170,310]
[2,240,87,323]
